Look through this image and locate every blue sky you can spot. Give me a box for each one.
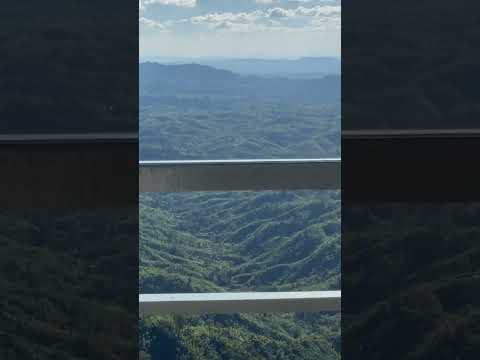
[139,0,340,59]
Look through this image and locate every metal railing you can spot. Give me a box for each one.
[140,157,341,315]
[140,158,340,193]
[140,291,341,316]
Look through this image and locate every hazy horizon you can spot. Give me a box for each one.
[140,55,341,62]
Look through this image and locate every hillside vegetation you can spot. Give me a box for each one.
[140,191,341,360]
[139,62,341,359]
[140,63,340,161]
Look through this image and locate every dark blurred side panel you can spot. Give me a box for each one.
[1,0,137,134]
[343,0,480,359]
[1,139,138,208]
[343,0,480,131]
[342,203,480,359]
[0,207,138,359]
[0,1,138,359]
[342,134,480,202]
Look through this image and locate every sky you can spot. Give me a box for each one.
[139,0,341,59]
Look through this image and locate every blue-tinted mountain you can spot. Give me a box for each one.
[198,57,341,77]
[140,62,340,104]
[141,57,340,78]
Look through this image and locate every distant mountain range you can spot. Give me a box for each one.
[140,57,340,78]
[139,62,340,104]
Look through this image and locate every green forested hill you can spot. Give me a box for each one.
[140,191,340,294]
[140,97,340,160]
[140,311,340,360]
[139,63,341,359]
[139,191,341,360]
[139,62,340,162]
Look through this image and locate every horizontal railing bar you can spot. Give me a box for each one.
[140,291,341,316]
[343,128,480,139]
[0,132,139,144]
[140,158,341,192]
[141,158,340,165]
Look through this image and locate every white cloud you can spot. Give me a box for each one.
[296,5,340,17]
[311,15,340,30]
[190,11,263,25]
[167,4,340,33]
[267,7,291,18]
[189,4,339,23]
[188,10,279,33]
[287,0,339,3]
[259,0,336,4]
[265,5,340,18]
[141,0,197,8]
[140,17,170,31]
[213,21,269,33]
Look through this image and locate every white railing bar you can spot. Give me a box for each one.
[140,291,341,316]
[140,158,341,192]
[141,158,340,165]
